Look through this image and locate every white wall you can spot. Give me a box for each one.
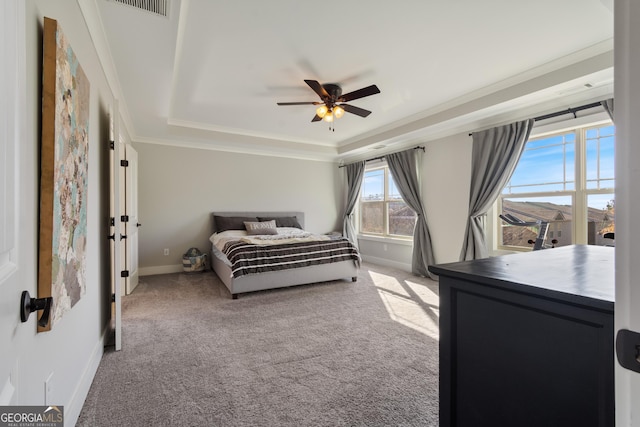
[422,133,472,264]
[132,131,475,274]
[15,1,113,424]
[135,132,473,275]
[133,142,344,273]
[358,237,415,271]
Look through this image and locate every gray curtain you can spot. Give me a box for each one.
[460,119,535,261]
[386,149,437,280]
[343,161,365,249]
[602,98,614,122]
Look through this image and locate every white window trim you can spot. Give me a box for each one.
[358,162,415,242]
[357,233,414,246]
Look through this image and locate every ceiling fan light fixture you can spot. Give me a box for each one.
[334,105,345,119]
[316,105,328,118]
[323,111,334,122]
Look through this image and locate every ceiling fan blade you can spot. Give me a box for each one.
[311,114,323,122]
[305,80,330,99]
[277,101,322,106]
[338,85,380,102]
[340,104,372,118]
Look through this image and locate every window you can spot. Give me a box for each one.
[360,165,417,238]
[499,123,614,250]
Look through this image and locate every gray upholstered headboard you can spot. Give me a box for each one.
[211,211,305,233]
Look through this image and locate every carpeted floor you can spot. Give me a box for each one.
[77,262,440,426]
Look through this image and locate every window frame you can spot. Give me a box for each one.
[358,163,414,241]
[496,117,614,252]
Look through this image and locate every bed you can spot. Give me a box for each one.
[209,211,360,299]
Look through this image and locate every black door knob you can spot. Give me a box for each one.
[20,291,53,328]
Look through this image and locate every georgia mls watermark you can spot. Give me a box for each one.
[0,406,63,427]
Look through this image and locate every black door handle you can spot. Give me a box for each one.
[136,223,142,227]
[20,291,53,328]
[616,329,640,373]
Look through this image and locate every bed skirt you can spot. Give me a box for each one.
[211,245,358,299]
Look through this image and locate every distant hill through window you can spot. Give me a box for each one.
[501,199,614,248]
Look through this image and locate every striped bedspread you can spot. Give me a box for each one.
[221,238,361,278]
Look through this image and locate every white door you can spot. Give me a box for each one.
[0,0,26,404]
[125,143,140,294]
[615,0,640,425]
[120,142,139,295]
[118,141,126,296]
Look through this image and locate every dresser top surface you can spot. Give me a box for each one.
[429,245,614,309]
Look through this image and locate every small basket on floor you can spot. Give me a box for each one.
[182,247,207,273]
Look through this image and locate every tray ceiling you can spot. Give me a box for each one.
[87,0,614,161]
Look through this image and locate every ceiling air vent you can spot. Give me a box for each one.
[110,0,169,17]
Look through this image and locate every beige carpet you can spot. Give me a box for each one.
[77,262,440,426]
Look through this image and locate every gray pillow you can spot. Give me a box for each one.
[244,220,278,235]
[214,216,258,232]
[257,216,302,229]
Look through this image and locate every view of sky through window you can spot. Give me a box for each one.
[504,125,614,210]
[362,125,614,226]
[362,168,402,200]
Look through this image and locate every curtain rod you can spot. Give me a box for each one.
[338,146,425,168]
[468,100,605,136]
[532,101,603,121]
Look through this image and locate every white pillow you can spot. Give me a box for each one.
[244,220,278,235]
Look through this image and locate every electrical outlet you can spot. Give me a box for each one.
[163,248,169,256]
[44,372,54,405]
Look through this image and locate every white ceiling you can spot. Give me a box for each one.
[85,0,614,161]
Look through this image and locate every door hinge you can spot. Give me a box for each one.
[120,160,129,167]
[107,234,115,241]
[121,270,129,278]
[111,293,115,302]
[110,217,115,226]
[109,140,115,150]
[121,215,129,222]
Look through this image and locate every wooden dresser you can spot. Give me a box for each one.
[429,245,614,427]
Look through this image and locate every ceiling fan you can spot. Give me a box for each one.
[277,79,380,123]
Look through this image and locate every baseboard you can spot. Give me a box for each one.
[361,255,412,272]
[139,264,183,276]
[65,324,108,427]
